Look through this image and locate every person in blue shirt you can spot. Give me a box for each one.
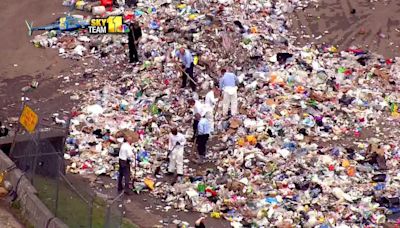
[175,47,196,91]
[219,69,239,117]
[195,113,211,164]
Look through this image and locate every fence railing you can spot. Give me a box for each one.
[105,192,124,228]
[9,123,124,228]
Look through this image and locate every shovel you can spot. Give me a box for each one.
[173,61,198,86]
[154,144,178,176]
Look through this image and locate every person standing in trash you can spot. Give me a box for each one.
[118,136,134,195]
[195,113,211,163]
[128,22,142,63]
[219,69,239,117]
[167,128,186,182]
[188,99,206,140]
[204,87,220,133]
[175,47,196,91]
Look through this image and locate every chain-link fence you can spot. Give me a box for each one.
[105,192,124,228]
[9,122,124,228]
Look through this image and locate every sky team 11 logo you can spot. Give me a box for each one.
[88,16,129,34]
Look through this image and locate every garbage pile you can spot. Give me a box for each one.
[30,0,400,227]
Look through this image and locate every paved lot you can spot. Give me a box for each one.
[292,0,400,58]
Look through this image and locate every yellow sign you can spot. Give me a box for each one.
[19,105,38,133]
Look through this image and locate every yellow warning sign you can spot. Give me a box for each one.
[19,105,38,133]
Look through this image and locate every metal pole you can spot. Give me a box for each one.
[59,115,71,175]
[9,97,26,159]
[8,125,21,160]
[55,156,60,216]
[31,125,41,186]
[89,198,93,228]
[132,149,137,188]
[119,194,123,228]
[53,110,71,217]
[105,205,111,228]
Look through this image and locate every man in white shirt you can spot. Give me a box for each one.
[167,128,186,180]
[204,87,220,133]
[188,99,206,140]
[118,136,134,194]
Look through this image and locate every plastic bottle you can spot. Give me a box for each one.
[197,183,206,193]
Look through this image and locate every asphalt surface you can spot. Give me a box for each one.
[0,199,24,228]
[291,0,400,58]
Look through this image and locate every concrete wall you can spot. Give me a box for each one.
[0,150,68,228]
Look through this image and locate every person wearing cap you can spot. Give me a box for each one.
[128,22,142,63]
[195,113,211,163]
[219,69,239,117]
[204,87,220,133]
[118,136,134,195]
[175,47,196,91]
[167,128,186,182]
[188,99,206,140]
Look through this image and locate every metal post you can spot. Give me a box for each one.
[59,114,71,175]
[105,205,111,228]
[132,149,137,189]
[119,194,123,228]
[55,156,60,216]
[9,92,28,159]
[31,126,41,186]
[89,198,93,228]
[8,125,20,160]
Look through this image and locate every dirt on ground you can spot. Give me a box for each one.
[68,171,230,228]
[0,0,73,79]
[291,0,400,58]
[0,0,80,126]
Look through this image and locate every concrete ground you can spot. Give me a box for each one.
[291,0,400,58]
[0,200,24,228]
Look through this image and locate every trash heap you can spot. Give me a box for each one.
[30,0,400,227]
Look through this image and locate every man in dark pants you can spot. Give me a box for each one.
[128,22,142,63]
[188,99,206,140]
[118,136,134,195]
[192,118,199,140]
[195,114,211,164]
[175,47,196,91]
